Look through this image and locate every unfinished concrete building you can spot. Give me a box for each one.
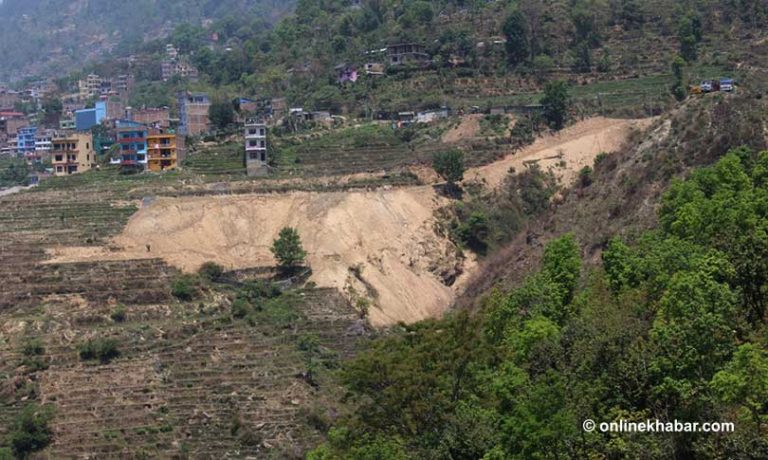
[244,118,268,176]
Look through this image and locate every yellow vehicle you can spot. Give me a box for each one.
[689,85,703,94]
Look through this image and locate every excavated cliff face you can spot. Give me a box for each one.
[49,187,466,327]
[46,117,650,327]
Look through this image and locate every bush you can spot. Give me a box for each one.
[456,211,490,255]
[578,166,593,187]
[231,298,251,319]
[21,339,45,357]
[594,152,608,167]
[79,338,121,364]
[8,405,54,458]
[171,274,202,301]
[20,339,47,372]
[110,305,127,322]
[198,262,225,282]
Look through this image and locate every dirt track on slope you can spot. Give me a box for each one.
[47,117,648,327]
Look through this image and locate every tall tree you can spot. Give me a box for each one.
[540,81,570,130]
[502,9,529,66]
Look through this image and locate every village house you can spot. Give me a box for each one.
[335,64,359,84]
[397,111,416,128]
[417,108,450,124]
[78,74,103,99]
[59,117,75,131]
[0,87,21,110]
[51,133,95,176]
[16,127,37,156]
[74,101,107,131]
[146,128,179,172]
[0,111,27,139]
[31,128,57,164]
[245,118,268,177]
[114,120,148,170]
[364,62,386,76]
[178,92,211,136]
[129,106,171,129]
[387,43,431,66]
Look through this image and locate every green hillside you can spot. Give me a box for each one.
[0,0,295,81]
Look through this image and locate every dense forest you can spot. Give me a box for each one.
[308,147,768,458]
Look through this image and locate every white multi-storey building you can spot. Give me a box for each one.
[244,118,267,176]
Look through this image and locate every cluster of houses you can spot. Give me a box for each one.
[0,81,214,177]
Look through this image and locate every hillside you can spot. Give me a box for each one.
[0,0,295,81]
[3,0,768,458]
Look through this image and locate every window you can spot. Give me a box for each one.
[55,155,63,162]
[56,166,63,172]
[260,152,265,162]
[248,129,257,135]
[249,152,258,160]
[259,128,265,136]
[249,140,257,147]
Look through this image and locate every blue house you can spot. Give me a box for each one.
[74,101,107,131]
[16,126,37,156]
[114,119,148,170]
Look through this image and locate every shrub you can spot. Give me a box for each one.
[110,305,127,323]
[456,211,490,255]
[79,338,121,364]
[231,298,251,319]
[8,404,54,458]
[198,262,225,282]
[594,152,608,167]
[171,274,202,301]
[21,339,45,357]
[20,339,47,372]
[578,166,594,187]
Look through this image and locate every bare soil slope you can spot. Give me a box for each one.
[50,188,465,327]
[47,117,647,327]
[468,117,653,188]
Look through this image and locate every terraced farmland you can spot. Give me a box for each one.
[282,139,507,177]
[0,182,368,458]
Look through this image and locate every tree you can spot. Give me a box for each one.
[541,233,581,306]
[677,13,701,62]
[502,9,529,66]
[271,227,307,273]
[670,56,687,101]
[433,150,465,195]
[208,99,235,130]
[711,344,768,431]
[540,81,570,131]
